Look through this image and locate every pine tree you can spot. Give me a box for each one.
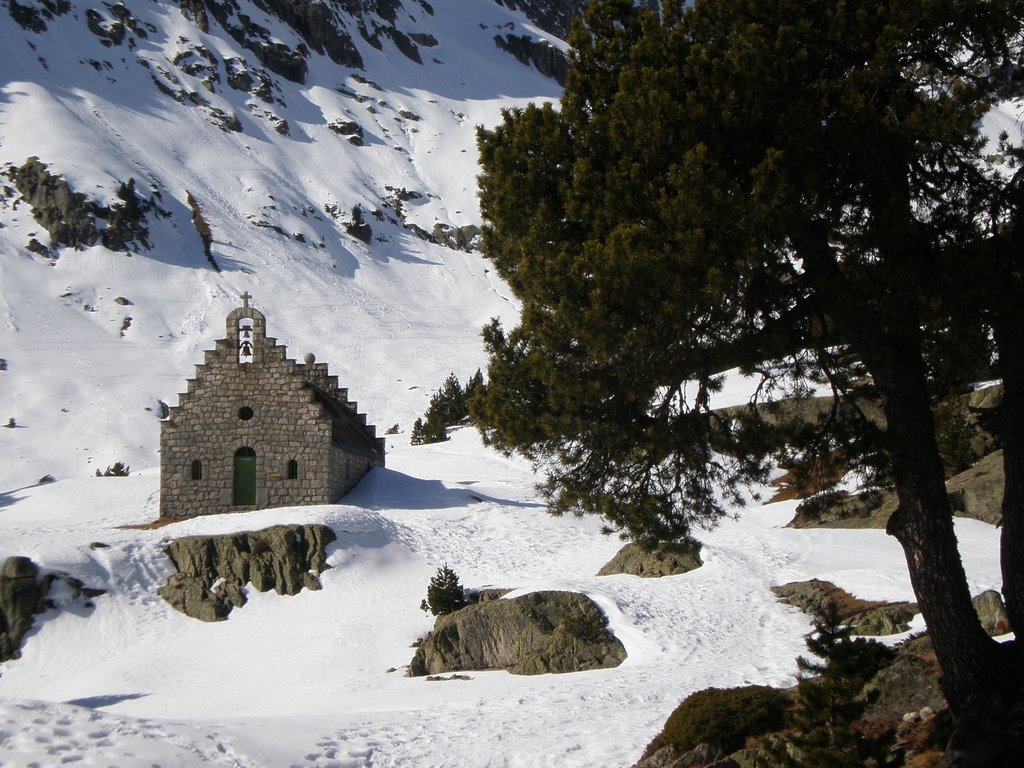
[410,417,427,446]
[412,372,484,445]
[767,604,895,767]
[474,0,1024,715]
[421,564,466,616]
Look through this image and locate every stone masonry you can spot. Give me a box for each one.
[159,294,385,518]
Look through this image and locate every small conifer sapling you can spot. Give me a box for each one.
[420,563,467,616]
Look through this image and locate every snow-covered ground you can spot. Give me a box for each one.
[0,428,1002,767]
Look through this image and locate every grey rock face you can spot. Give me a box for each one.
[408,590,626,676]
[158,523,336,621]
[597,541,702,578]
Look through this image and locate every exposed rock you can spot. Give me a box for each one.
[7,0,70,33]
[327,119,365,145]
[861,635,945,721]
[158,523,336,621]
[252,0,363,69]
[1,556,104,663]
[972,589,1010,636]
[850,602,920,637]
[384,27,421,63]
[14,157,99,249]
[494,34,569,84]
[597,540,702,578]
[408,590,626,676]
[771,579,918,636]
[947,450,1004,526]
[490,0,656,39]
[12,159,157,252]
[783,385,1004,529]
[431,223,480,252]
[86,7,126,46]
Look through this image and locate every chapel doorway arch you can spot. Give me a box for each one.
[233,447,257,505]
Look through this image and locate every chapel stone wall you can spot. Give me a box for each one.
[159,302,383,519]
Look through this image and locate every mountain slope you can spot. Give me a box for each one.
[0,0,563,490]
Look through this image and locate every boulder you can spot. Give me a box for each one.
[1,556,104,663]
[408,590,626,676]
[597,541,702,578]
[158,523,335,621]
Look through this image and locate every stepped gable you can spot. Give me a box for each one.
[159,293,385,519]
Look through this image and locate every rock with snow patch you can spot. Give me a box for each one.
[158,523,335,621]
[771,579,918,636]
[408,590,626,676]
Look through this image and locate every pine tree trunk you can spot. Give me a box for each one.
[870,337,1002,714]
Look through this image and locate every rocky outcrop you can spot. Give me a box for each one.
[493,34,569,84]
[1,556,104,663]
[10,158,159,253]
[177,0,439,82]
[252,0,363,69]
[430,223,480,252]
[771,579,918,636]
[408,590,626,676]
[7,0,70,34]
[158,523,335,621]
[597,540,702,578]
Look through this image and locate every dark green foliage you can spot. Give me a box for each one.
[475,0,1023,710]
[420,563,466,616]
[411,371,484,445]
[646,685,789,758]
[767,603,896,767]
[797,602,896,682]
[95,461,130,477]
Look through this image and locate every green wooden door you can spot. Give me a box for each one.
[233,448,257,505]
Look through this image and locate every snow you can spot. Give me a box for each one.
[0,0,1012,765]
[0,429,1003,767]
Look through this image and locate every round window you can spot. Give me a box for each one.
[238,406,254,421]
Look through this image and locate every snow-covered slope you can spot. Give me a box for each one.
[0,0,563,490]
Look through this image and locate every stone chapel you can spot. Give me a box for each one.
[159,294,385,519]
